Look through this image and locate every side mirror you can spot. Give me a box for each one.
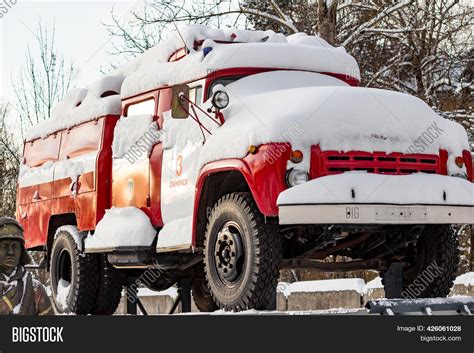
[171,85,190,119]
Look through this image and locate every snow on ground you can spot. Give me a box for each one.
[282,278,366,297]
[203,308,363,316]
[365,277,384,290]
[84,207,157,251]
[454,272,474,286]
[277,172,474,206]
[136,287,179,300]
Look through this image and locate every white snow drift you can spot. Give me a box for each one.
[185,70,469,177]
[85,207,157,251]
[277,172,474,206]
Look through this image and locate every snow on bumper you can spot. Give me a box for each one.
[277,172,474,225]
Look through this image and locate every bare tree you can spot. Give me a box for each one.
[12,21,76,137]
[0,102,20,217]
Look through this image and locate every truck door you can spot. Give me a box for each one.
[112,94,159,217]
[160,83,204,224]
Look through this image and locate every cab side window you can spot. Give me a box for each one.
[125,98,156,116]
[189,86,203,105]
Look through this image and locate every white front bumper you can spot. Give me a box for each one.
[277,172,474,225]
[278,203,474,224]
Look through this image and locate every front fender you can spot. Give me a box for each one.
[192,143,291,242]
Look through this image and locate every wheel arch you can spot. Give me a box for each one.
[193,167,251,248]
[46,213,77,269]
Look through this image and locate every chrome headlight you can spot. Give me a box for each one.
[211,91,230,110]
[285,168,309,187]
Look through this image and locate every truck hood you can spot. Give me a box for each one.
[193,71,469,175]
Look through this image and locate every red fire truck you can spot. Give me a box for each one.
[17,26,474,314]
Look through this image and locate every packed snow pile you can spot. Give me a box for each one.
[119,27,359,98]
[112,114,162,159]
[136,287,179,300]
[365,277,384,291]
[26,75,123,141]
[85,207,157,251]
[281,278,367,297]
[454,272,474,287]
[156,216,193,250]
[278,171,474,206]
[18,161,54,187]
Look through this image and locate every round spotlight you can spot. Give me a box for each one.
[212,91,230,110]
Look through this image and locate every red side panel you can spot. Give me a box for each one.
[18,115,118,248]
[96,116,119,224]
[149,143,164,227]
[463,150,473,182]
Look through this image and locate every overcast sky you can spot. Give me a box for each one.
[0,0,138,101]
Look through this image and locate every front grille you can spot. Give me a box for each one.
[310,145,444,178]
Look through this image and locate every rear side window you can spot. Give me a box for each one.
[59,119,104,160]
[125,98,155,116]
[23,134,61,167]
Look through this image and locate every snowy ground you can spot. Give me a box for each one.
[112,273,473,316]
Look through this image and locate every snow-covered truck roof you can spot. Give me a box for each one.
[25,25,360,141]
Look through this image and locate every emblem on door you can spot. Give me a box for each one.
[176,154,183,176]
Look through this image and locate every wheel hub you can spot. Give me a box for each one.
[214,222,243,283]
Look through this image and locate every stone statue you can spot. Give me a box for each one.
[0,217,53,315]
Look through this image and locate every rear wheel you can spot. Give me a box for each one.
[382,225,459,298]
[91,255,124,315]
[192,279,219,312]
[204,192,281,311]
[50,226,98,314]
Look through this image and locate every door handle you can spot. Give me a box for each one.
[32,190,41,201]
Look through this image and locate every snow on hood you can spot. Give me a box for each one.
[193,71,469,176]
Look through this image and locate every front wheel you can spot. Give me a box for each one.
[204,192,281,311]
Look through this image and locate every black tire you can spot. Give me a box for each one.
[50,227,98,314]
[203,192,281,311]
[192,278,219,312]
[91,255,124,315]
[382,225,459,298]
